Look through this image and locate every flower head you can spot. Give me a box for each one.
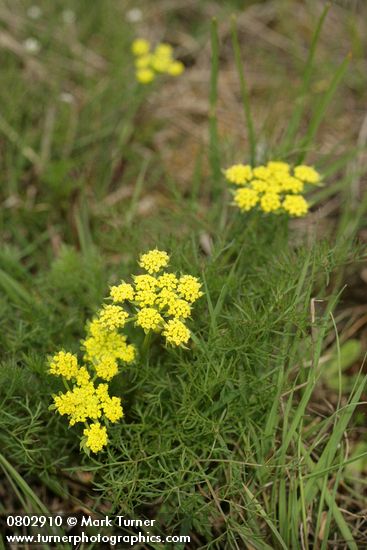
[260,193,281,213]
[110,283,135,303]
[282,194,309,217]
[83,423,108,453]
[233,188,259,212]
[225,160,319,217]
[163,319,191,347]
[49,351,79,380]
[177,275,203,304]
[136,307,163,332]
[224,164,252,185]
[131,38,150,56]
[139,249,169,274]
[294,165,320,184]
[98,305,129,331]
[132,39,184,84]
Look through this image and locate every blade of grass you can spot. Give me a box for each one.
[297,55,350,163]
[230,16,256,165]
[281,3,330,154]
[209,18,221,186]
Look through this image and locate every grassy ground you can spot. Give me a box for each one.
[1,0,367,548]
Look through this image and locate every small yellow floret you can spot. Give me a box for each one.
[136,68,155,84]
[83,422,108,453]
[94,356,118,380]
[251,179,271,193]
[135,55,152,69]
[110,283,135,303]
[154,43,173,58]
[157,273,178,290]
[151,54,171,73]
[139,249,169,274]
[49,351,79,380]
[233,188,259,212]
[177,275,203,304]
[294,165,320,184]
[225,164,252,185]
[76,366,90,386]
[136,307,163,332]
[54,382,101,425]
[131,38,150,56]
[99,305,129,330]
[134,274,158,290]
[279,176,304,194]
[102,396,124,423]
[167,60,185,76]
[267,161,290,173]
[168,298,191,319]
[163,319,190,347]
[83,322,132,363]
[283,194,309,217]
[253,166,272,181]
[260,193,281,213]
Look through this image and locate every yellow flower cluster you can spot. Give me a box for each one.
[110,249,202,347]
[49,249,202,453]
[224,161,321,217]
[49,300,136,454]
[131,39,185,84]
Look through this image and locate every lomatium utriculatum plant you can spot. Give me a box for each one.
[131,38,185,84]
[224,161,321,217]
[49,250,203,454]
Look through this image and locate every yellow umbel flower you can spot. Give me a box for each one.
[136,68,155,84]
[163,319,191,347]
[167,60,185,76]
[139,249,169,274]
[83,321,135,364]
[251,179,271,193]
[157,273,178,290]
[294,165,320,184]
[94,356,118,381]
[225,160,320,217]
[279,176,304,194]
[49,248,202,453]
[260,193,281,213]
[131,38,150,56]
[135,55,152,69]
[234,188,259,212]
[49,351,79,380]
[53,382,101,426]
[134,274,158,290]
[168,298,191,319]
[224,164,252,185]
[83,423,108,453]
[75,366,90,386]
[267,161,290,173]
[156,287,177,308]
[283,194,309,217]
[155,43,173,57]
[98,305,129,330]
[136,307,163,332]
[110,283,135,303]
[253,166,272,181]
[177,275,203,304]
[102,396,124,423]
[132,39,184,84]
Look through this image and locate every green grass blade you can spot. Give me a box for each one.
[297,55,350,163]
[209,18,221,185]
[231,16,256,165]
[281,3,330,153]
